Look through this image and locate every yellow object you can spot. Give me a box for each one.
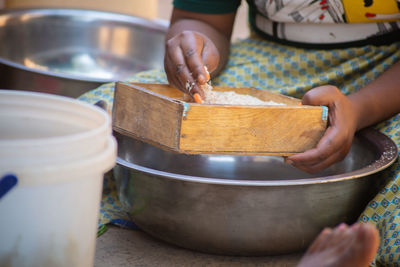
[342,0,400,23]
[5,0,157,19]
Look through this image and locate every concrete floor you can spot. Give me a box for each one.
[94,226,303,267]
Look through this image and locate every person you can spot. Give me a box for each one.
[163,0,400,174]
[298,222,379,267]
[80,0,400,265]
[160,4,400,264]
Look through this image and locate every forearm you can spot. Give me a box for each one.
[166,11,233,77]
[349,60,400,130]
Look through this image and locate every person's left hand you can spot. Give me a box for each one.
[286,85,359,173]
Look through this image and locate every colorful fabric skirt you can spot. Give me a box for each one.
[80,36,400,266]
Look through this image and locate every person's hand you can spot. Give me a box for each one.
[164,30,219,99]
[286,85,359,173]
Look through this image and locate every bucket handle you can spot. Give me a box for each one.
[94,100,111,115]
[0,174,18,200]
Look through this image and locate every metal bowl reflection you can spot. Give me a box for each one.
[0,9,167,97]
[114,128,398,255]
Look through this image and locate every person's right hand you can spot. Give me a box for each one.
[164,30,220,99]
[286,85,358,173]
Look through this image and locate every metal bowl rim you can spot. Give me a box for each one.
[116,129,398,186]
[0,8,169,83]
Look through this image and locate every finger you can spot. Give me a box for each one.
[357,223,380,263]
[320,223,349,250]
[164,53,186,92]
[201,41,219,78]
[306,227,333,253]
[165,39,185,90]
[292,147,348,173]
[330,224,354,249]
[169,45,203,97]
[287,126,346,166]
[290,143,349,173]
[180,34,208,85]
[302,85,340,106]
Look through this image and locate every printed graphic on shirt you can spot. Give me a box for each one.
[343,0,400,23]
[254,0,400,24]
[254,0,345,23]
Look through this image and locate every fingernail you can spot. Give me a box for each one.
[193,93,203,104]
[197,74,205,84]
[285,159,293,165]
[337,223,347,230]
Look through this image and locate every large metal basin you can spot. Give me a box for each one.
[114,128,398,255]
[0,9,167,97]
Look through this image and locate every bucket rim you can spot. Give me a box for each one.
[0,90,111,146]
[1,136,117,186]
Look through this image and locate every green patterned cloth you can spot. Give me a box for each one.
[80,36,400,266]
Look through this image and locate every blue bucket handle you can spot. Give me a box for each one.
[0,174,18,200]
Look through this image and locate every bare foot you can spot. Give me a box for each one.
[297,223,379,267]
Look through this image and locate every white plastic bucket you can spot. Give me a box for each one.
[0,90,117,267]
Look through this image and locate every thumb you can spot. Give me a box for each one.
[302,85,341,106]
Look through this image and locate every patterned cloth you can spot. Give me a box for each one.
[80,36,400,266]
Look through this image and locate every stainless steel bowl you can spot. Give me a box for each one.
[0,9,168,97]
[114,128,398,255]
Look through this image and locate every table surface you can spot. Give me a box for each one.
[94,226,303,267]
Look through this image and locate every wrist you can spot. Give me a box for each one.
[347,92,372,131]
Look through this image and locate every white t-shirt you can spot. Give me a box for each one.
[173,0,400,46]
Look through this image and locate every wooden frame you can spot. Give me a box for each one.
[113,82,328,156]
